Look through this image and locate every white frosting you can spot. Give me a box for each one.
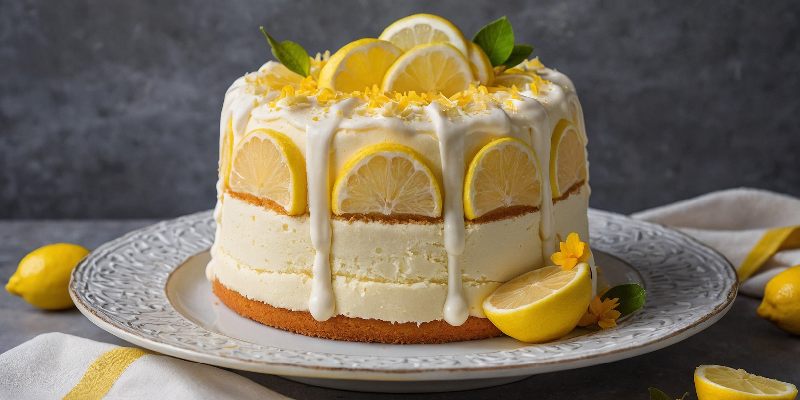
[305,99,357,321]
[209,60,593,325]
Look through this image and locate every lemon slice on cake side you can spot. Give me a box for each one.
[463,137,541,220]
[483,264,592,343]
[382,43,473,96]
[318,38,402,93]
[219,119,234,189]
[550,119,588,199]
[229,129,307,215]
[379,13,469,55]
[467,42,493,86]
[332,143,442,218]
[694,365,798,400]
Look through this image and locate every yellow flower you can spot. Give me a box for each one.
[550,232,590,271]
[578,296,621,329]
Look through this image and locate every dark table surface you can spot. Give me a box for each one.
[1,219,798,399]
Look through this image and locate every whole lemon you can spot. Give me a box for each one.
[5,243,89,310]
[757,265,800,335]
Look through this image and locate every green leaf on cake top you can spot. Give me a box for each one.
[472,16,534,68]
[602,283,646,316]
[503,44,534,69]
[260,26,310,77]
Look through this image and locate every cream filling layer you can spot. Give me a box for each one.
[207,187,590,323]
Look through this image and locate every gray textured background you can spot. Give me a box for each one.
[2,0,798,219]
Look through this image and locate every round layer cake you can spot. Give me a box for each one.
[207,22,591,344]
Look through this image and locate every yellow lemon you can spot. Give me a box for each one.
[219,119,234,189]
[229,128,307,215]
[332,143,441,218]
[5,243,90,310]
[381,43,473,96]
[483,264,592,343]
[257,61,305,90]
[379,13,468,55]
[695,365,798,400]
[758,265,800,335]
[467,42,493,86]
[550,119,588,198]
[463,137,541,220]
[492,73,535,89]
[318,38,402,93]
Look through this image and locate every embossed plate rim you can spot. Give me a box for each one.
[69,209,737,381]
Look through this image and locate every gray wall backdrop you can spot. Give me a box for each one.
[2,0,799,219]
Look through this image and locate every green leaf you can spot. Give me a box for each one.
[648,387,673,400]
[260,26,310,77]
[472,16,515,67]
[502,44,534,68]
[602,283,646,316]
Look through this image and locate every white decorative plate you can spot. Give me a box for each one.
[69,210,737,393]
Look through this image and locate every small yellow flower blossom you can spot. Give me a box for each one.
[550,232,590,271]
[579,296,621,329]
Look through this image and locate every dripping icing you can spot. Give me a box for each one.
[306,98,358,321]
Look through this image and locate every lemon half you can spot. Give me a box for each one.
[483,264,592,343]
[695,365,798,400]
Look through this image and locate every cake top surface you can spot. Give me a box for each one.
[225,14,577,127]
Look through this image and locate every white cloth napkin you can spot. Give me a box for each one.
[632,188,800,297]
[0,333,289,400]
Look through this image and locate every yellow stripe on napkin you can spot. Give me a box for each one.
[738,226,800,281]
[63,347,149,400]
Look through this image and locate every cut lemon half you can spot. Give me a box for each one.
[332,143,441,218]
[483,264,592,343]
[464,137,541,220]
[492,73,535,90]
[219,118,234,189]
[318,38,402,93]
[468,42,493,86]
[229,129,306,215]
[695,365,798,400]
[379,13,469,55]
[550,119,587,198]
[382,43,473,96]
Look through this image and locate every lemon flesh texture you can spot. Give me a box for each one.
[332,143,442,218]
[758,265,800,335]
[381,43,473,96]
[483,264,592,343]
[379,13,469,55]
[464,137,541,220]
[229,129,307,215]
[5,243,89,310]
[467,42,493,86]
[695,365,798,400]
[550,119,588,198]
[318,38,402,93]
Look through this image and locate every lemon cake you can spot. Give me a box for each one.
[206,14,592,343]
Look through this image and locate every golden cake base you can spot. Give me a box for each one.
[212,280,503,344]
